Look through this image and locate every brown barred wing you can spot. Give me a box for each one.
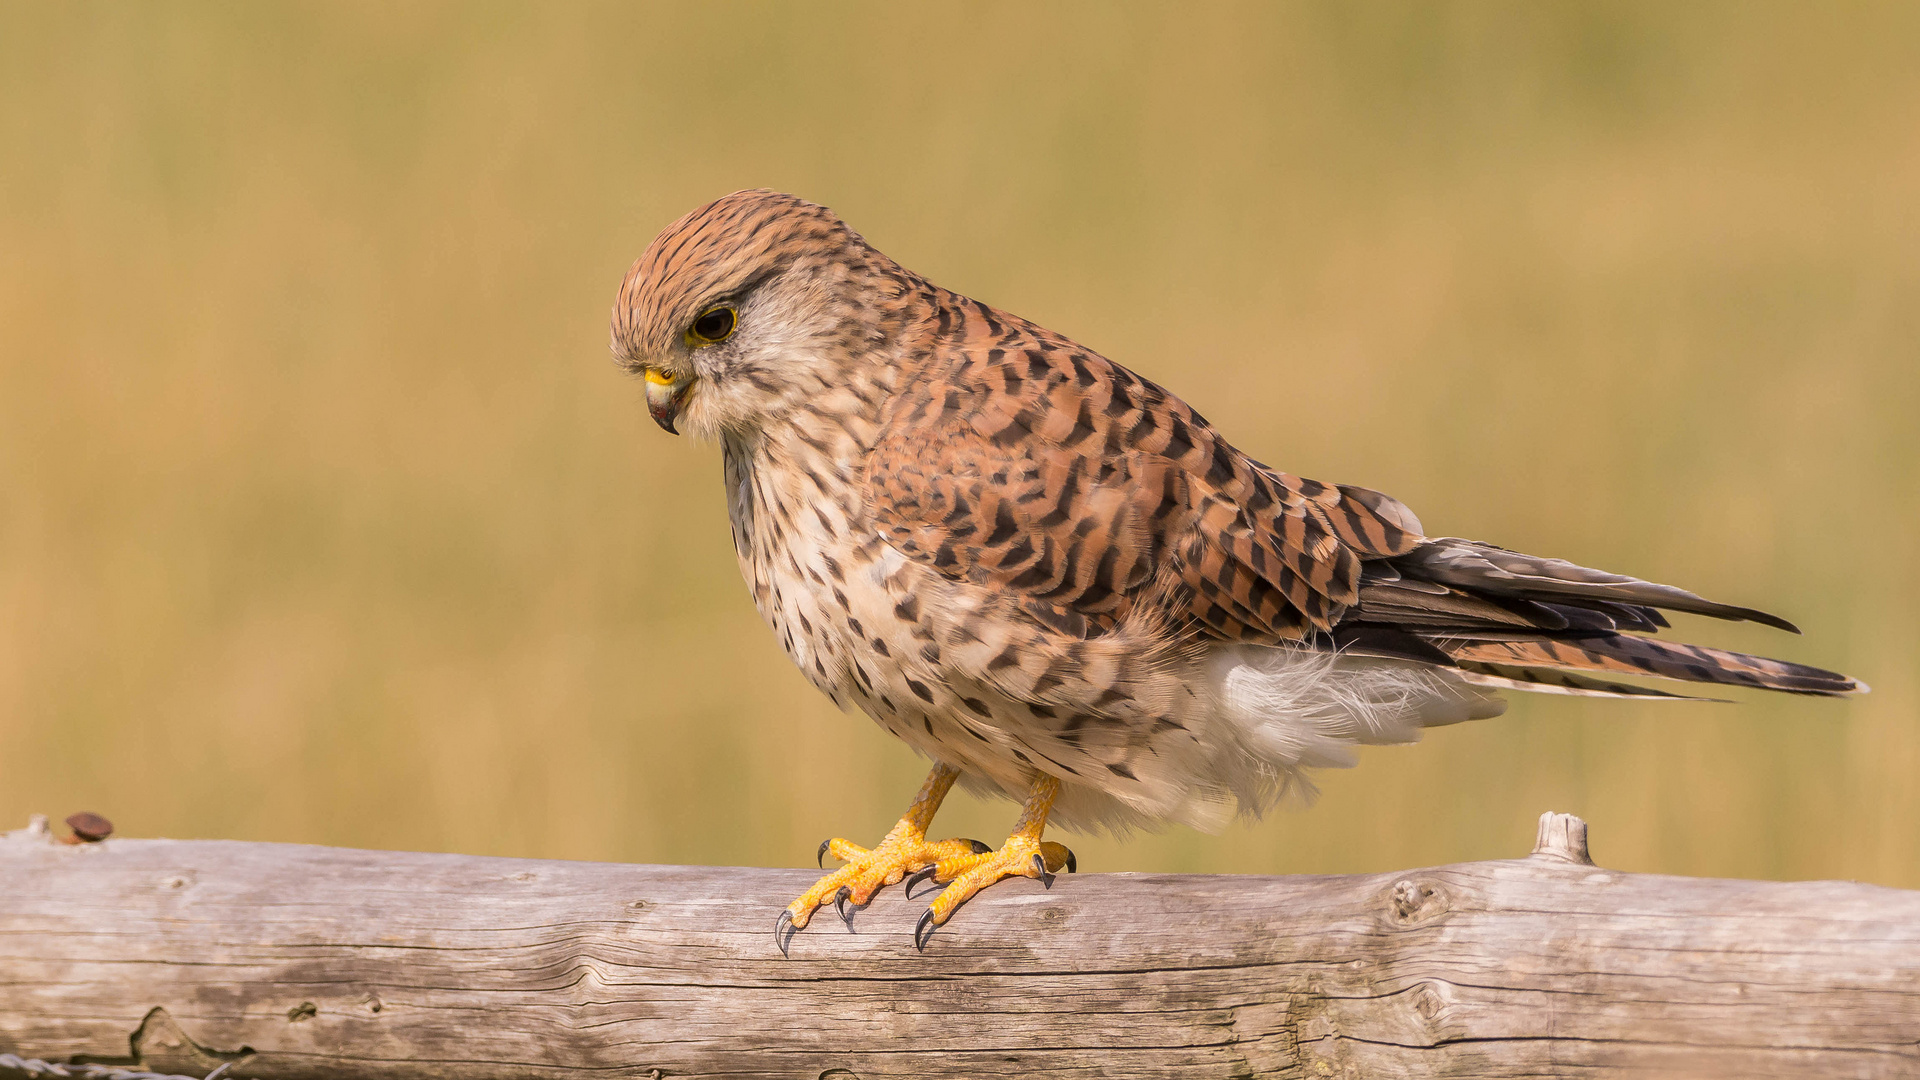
[865,305,1429,643]
[1177,469,1425,641]
[864,417,1172,636]
[1393,538,1801,632]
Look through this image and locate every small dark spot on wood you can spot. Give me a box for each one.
[287,1001,317,1022]
[65,811,113,843]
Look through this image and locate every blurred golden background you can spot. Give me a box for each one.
[2,3,1914,886]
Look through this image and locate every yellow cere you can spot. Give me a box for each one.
[644,368,676,386]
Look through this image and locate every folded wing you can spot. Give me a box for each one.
[865,307,1863,699]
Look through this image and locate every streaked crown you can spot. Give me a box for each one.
[611,189,866,369]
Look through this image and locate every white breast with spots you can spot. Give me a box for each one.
[722,431,954,749]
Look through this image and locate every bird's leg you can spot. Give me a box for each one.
[781,762,987,937]
[908,772,1075,948]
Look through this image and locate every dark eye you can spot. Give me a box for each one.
[690,306,736,343]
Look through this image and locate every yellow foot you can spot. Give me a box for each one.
[906,837,1076,950]
[776,833,988,953]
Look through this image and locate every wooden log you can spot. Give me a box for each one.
[3,811,1918,1079]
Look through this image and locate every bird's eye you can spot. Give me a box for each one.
[689,306,736,344]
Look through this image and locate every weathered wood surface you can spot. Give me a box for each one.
[3,812,1919,1080]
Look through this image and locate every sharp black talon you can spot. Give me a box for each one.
[914,908,937,951]
[965,838,991,854]
[903,865,939,900]
[817,840,831,868]
[775,911,795,958]
[834,886,856,930]
[1031,852,1056,888]
[1065,848,1077,874]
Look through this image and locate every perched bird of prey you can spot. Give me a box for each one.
[610,189,1864,951]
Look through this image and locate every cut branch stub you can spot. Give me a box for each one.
[1530,810,1594,865]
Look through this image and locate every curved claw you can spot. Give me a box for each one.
[775,911,795,958]
[914,908,937,951]
[1030,852,1056,889]
[965,838,991,854]
[1064,847,1077,874]
[817,840,831,869]
[903,865,940,900]
[834,885,857,930]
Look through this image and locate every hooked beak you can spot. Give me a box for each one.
[643,371,693,435]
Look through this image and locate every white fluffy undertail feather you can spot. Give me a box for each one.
[1212,646,1503,765]
[1034,646,1512,838]
[1096,645,1508,832]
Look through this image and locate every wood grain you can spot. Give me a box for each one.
[3,813,1917,1079]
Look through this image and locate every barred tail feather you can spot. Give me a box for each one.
[1444,636,1866,697]
[1453,661,1724,701]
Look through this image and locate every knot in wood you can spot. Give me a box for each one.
[1388,879,1449,925]
[1409,979,1448,1023]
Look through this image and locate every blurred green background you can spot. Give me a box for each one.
[2,3,1914,887]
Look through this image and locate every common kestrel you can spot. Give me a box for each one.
[610,189,1864,951]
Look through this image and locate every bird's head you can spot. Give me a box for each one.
[610,189,908,440]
